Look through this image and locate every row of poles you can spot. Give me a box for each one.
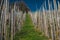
[0,0,9,40]
[0,0,26,40]
[33,0,60,40]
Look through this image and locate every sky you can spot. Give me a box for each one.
[9,0,60,12]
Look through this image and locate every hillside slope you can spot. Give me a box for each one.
[14,13,48,40]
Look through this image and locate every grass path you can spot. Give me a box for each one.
[14,14,48,40]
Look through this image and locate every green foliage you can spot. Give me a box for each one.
[14,14,48,40]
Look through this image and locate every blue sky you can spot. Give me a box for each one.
[9,0,60,12]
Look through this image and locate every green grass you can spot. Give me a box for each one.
[14,14,48,40]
